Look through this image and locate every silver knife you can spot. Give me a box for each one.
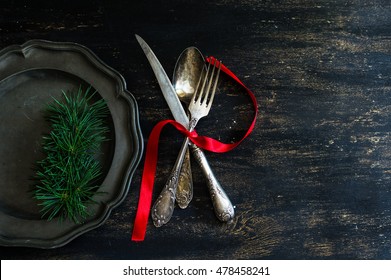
[135,34,235,224]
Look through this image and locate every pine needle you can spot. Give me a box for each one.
[34,86,109,223]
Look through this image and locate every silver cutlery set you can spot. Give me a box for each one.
[136,35,235,226]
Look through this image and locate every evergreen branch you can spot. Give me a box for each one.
[34,86,109,223]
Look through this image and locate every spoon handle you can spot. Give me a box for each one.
[190,142,235,222]
[176,146,193,209]
[151,137,190,227]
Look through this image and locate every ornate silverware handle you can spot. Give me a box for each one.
[151,137,190,227]
[176,147,193,209]
[190,142,235,222]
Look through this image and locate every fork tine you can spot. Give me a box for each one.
[195,62,211,104]
[202,59,217,104]
[205,59,221,107]
[192,65,205,104]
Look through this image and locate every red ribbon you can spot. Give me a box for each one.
[131,57,258,241]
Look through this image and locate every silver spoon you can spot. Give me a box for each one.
[151,47,235,227]
[172,47,205,209]
[174,47,235,222]
[150,47,203,226]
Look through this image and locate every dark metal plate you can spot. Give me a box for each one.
[0,40,143,248]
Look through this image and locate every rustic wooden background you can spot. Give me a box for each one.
[1,0,391,259]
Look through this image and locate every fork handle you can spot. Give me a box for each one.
[190,142,235,222]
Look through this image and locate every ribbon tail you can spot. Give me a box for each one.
[131,120,195,241]
[131,120,171,241]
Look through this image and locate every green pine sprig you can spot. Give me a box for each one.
[34,86,109,223]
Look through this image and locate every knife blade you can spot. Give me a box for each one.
[135,34,189,128]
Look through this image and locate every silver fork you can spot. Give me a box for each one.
[151,59,222,227]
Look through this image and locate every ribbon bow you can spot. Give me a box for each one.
[131,57,258,241]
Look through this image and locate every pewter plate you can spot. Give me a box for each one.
[0,40,143,248]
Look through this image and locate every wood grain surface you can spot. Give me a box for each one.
[1,0,391,259]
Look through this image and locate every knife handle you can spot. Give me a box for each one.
[151,137,190,227]
[190,142,235,222]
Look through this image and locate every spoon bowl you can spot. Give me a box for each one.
[173,47,205,104]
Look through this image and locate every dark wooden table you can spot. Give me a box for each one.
[1,0,391,259]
